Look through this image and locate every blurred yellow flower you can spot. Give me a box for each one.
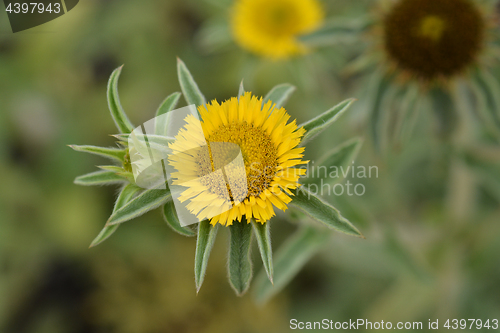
[168,92,307,226]
[231,0,324,59]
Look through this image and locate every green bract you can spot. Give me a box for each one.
[71,59,363,300]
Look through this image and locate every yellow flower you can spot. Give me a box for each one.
[231,0,324,59]
[168,92,307,226]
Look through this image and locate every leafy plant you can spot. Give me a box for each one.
[71,59,363,300]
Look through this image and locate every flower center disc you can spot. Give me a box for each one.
[383,0,484,80]
[195,121,278,200]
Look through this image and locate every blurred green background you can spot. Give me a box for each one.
[1,0,499,332]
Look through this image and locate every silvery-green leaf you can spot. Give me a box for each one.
[162,200,196,237]
[299,98,356,146]
[367,71,392,151]
[238,80,245,100]
[263,84,296,109]
[154,92,182,136]
[394,84,420,147]
[69,145,126,162]
[112,134,129,142]
[303,137,363,186]
[177,58,206,107]
[113,133,174,147]
[228,220,253,296]
[157,92,182,115]
[107,66,134,134]
[195,220,219,293]
[98,165,124,173]
[106,188,171,226]
[90,184,141,247]
[115,171,135,184]
[290,187,363,238]
[299,16,372,46]
[252,220,273,284]
[471,69,500,135]
[129,133,174,154]
[74,170,126,186]
[343,53,381,77]
[462,150,500,201]
[429,87,457,139]
[254,226,330,304]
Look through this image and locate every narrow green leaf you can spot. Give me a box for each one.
[299,98,356,146]
[155,92,182,135]
[115,133,174,149]
[290,187,364,238]
[263,84,296,109]
[228,219,253,296]
[367,72,392,151]
[254,226,330,304]
[303,137,363,186]
[252,220,273,284]
[69,145,126,162]
[162,200,196,237]
[177,58,206,107]
[462,150,500,201]
[98,165,124,173]
[238,80,245,99]
[471,69,500,134]
[394,84,420,147]
[74,170,126,186]
[111,134,129,142]
[429,87,457,139]
[106,188,171,226]
[299,16,372,46]
[107,66,134,134]
[195,220,219,293]
[90,184,142,247]
[155,92,182,117]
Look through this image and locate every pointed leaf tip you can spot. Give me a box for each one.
[177,58,206,107]
[107,66,134,134]
[228,220,253,296]
[299,98,356,145]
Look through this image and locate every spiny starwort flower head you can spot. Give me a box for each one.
[231,0,324,59]
[168,92,307,226]
[383,0,485,81]
[70,59,363,299]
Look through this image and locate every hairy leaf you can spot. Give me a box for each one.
[177,58,206,107]
[299,98,355,145]
[263,84,296,109]
[195,220,219,293]
[162,200,196,237]
[69,145,126,162]
[107,188,171,225]
[74,170,126,186]
[290,187,364,238]
[252,220,273,284]
[90,184,142,247]
[303,137,363,186]
[107,66,134,133]
[228,220,253,296]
